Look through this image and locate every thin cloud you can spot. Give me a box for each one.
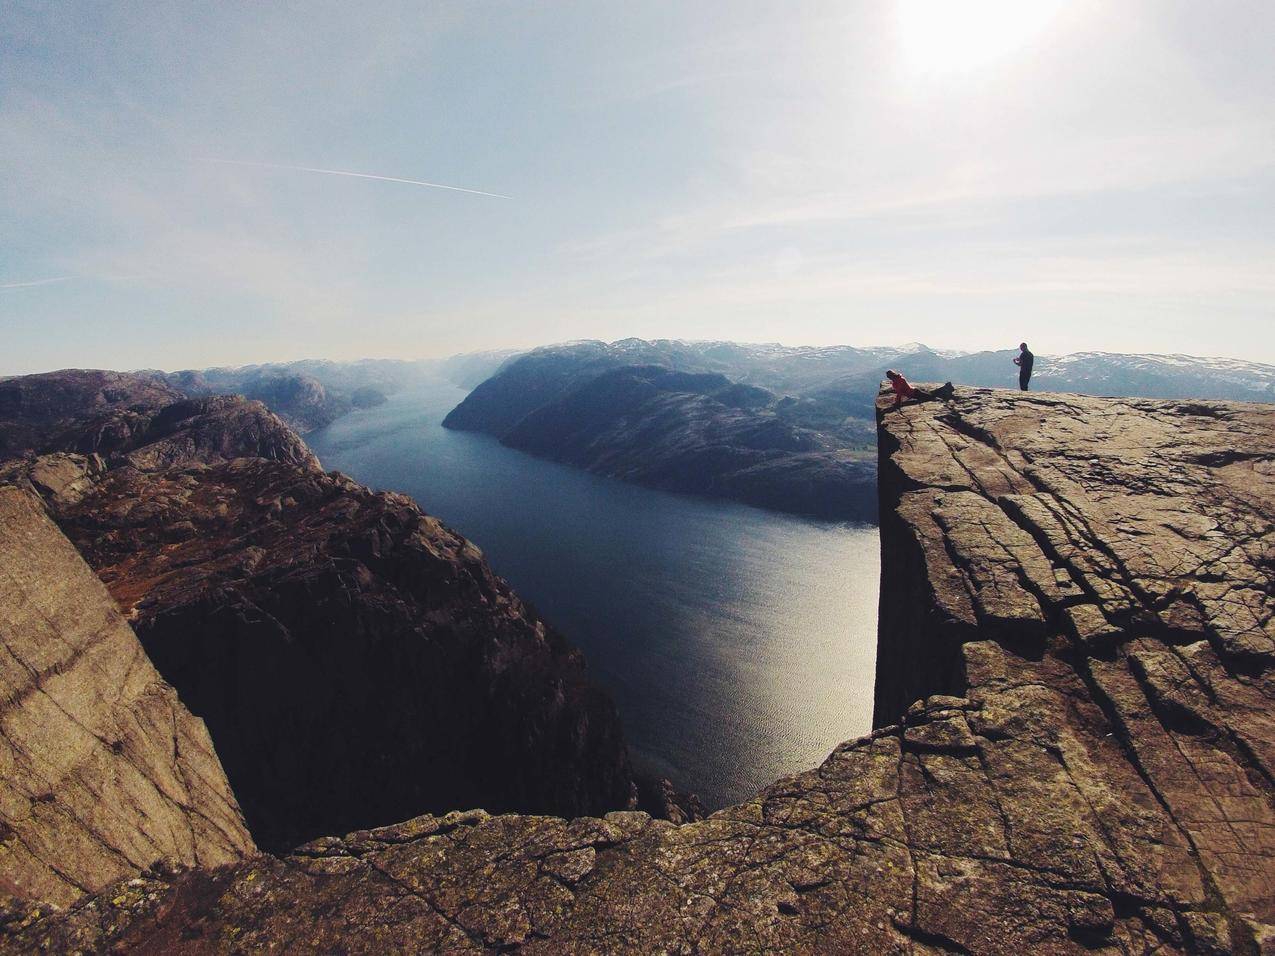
[199,158,511,199]
[0,275,78,291]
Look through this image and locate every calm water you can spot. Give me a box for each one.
[308,379,879,809]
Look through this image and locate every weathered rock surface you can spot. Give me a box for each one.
[115,396,320,471]
[6,385,1273,953]
[0,371,317,472]
[872,387,1275,945]
[47,457,639,850]
[0,487,253,908]
[0,372,644,853]
[0,370,180,461]
[163,369,347,434]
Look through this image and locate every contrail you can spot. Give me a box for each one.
[200,158,510,199]
[0,276,77,291]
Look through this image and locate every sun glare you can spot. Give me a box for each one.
[898,0,1066,75]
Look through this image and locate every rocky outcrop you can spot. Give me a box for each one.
[0,371,317,472]
[164,370,347,434]
[47,457,639,851]
[0,487,253,908]
[0,372,643,855]
[871,387,1275,942]
[119,396,319,471]
[8,384,1271,953]
[0,370,180,461]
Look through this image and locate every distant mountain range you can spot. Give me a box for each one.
[475,338,1275,404]
[443,338,1275,521]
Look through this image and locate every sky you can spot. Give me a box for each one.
[2,0,1274,374]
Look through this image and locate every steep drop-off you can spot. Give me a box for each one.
[8,385,1271,953]
[0,488,254,907]
[0,373,648,855]
[50,457,639,850]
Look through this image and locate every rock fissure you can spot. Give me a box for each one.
[1070,636,1260,950]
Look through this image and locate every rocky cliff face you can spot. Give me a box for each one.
[871,386,1275,946]
[0,487,254,908]
[0,371,317,472]
[163,369,348,434]
[0,370,180,460]
[0,373,645,856]
[8,385,1271,954]
[49,457,639,850]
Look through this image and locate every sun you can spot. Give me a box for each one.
[897,0,1066,75]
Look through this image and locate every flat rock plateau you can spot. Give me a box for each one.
[2,378,1273,953]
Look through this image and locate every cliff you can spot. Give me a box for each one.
[0,374,646,855]
[871,386,1275,945]
[161,369,355,434]
[6,384,1271,953]
[0,487,254,908]
[49,457,639,850]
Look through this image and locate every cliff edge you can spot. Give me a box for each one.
[0,487,254,908]
[0,372,644,853]
[4,386,1272,953]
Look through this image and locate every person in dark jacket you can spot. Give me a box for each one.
[1014,342,1034,391]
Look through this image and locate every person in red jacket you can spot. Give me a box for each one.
[886,369,918,406]
[885,370,954,407]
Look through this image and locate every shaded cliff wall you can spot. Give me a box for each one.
[51,460,640,851]
[35,451,640,853]
[873,411,974,726]
[0,376,644,855]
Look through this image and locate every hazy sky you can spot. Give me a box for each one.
[3,0,1273,373]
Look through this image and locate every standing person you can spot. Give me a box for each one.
[1014,342,1034,391]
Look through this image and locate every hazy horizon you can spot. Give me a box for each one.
[4,1,1273,373]
[9,334,1275,380]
